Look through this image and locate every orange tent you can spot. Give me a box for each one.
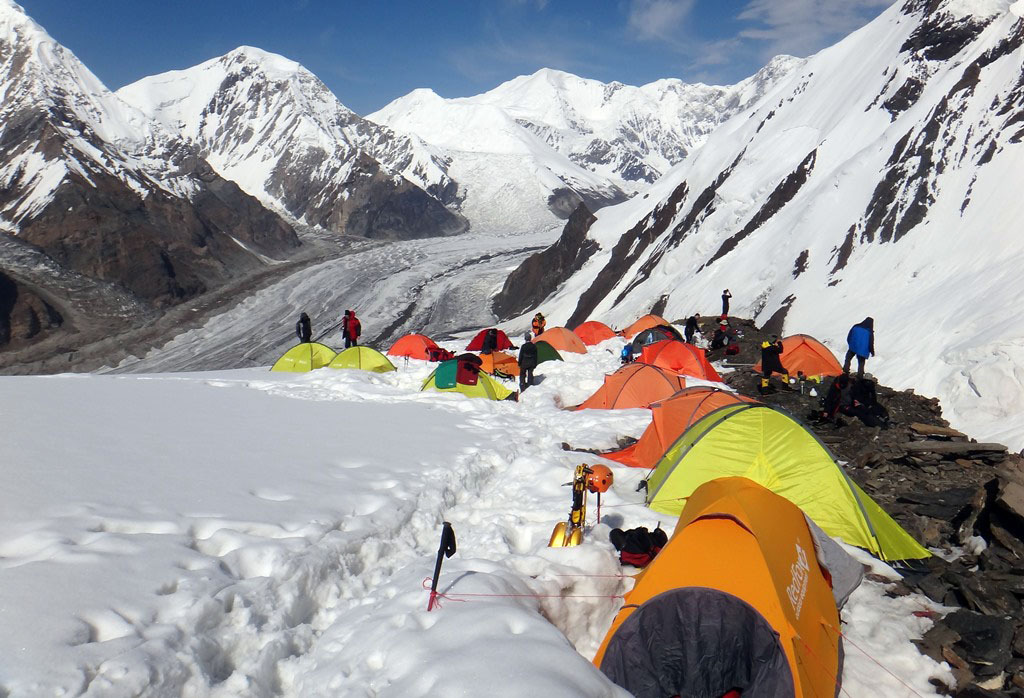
[754,334,843,379]
[573,320,618,345]
[478,350,520,377]
[606,387,759,468]
[533,326,587,354]
[595,477,841,697]
[638,340,721,381]
[621,314,671,339]
[387,333,439,360]
[574,364,686,410]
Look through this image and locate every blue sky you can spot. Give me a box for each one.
[17,0,894,115]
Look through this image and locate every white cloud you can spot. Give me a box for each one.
[628,0,697,42]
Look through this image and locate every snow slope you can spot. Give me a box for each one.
[521,0,1024,451]
[0,352,951,695]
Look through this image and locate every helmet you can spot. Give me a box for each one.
[586,464,613,493]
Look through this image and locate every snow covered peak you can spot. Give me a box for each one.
[118,46,358,141]
[0,0,149,146]
[118,48,465,237]
[373,61,801,192]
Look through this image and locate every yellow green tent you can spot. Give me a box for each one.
[270,342,337,372]
[646,403,929,561]
[421,360,515,400]
[327,346,396,372]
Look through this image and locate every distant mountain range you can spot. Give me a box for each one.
[2,0,797,358]
[367,59,800,231]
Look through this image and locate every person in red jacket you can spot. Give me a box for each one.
[342,310,362,348]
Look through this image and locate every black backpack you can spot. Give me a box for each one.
[609,526,668,568]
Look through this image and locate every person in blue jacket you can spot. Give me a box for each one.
[843,317,874,378]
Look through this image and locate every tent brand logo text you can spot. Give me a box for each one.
[786,543,810,619]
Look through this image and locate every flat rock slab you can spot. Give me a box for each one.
[902,441,1007,455]
[911,422,968,438]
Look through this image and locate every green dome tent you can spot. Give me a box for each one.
[270,343,337,372]
[534,340,563,364]
[645,403,929,562]
[421,359,515,400]
[327,346,396,373]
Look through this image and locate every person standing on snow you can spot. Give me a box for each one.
[684,313,701,343]
[532,313,547,337]
[342,310,362,349]
[843,317,874,378]
[518,332,539,391]
[721,289,732,318]
[480,328,499,355]
[296,312,312,343]
[759,334,790,394]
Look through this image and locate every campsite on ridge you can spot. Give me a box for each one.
[3,0,1024,695]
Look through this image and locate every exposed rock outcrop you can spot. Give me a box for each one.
[492,204,598,320]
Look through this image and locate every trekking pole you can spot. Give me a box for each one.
[427,522,457,611]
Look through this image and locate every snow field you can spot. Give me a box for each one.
[0,341,951,695]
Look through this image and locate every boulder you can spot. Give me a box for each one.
[942,609,1015,677]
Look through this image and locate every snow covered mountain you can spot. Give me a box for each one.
[0,0,300,348]
[366,61,800,231]
[117,48,468,240]
[499,0,1024,447]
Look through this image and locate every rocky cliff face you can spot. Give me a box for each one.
[0,270,62,345]
[492,203,598,319]
[117,47,469,240]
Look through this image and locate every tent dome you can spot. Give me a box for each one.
[605,387,757,468]
[574,364,686,410]
[645,403,929,561]
[596,478,843,698]
[388,334,439,360]
[478,351,520,377]
[534,341,563,364]
[533,327,587,354]
[466,328,515,351]
[753,334,843,378]
[327,346,396,372]
[270,343,337,372]
[421,359,515,400]
[622,314,671,339]
[573,321,618,345]
[638,340,721,381]
[630,325,682,351]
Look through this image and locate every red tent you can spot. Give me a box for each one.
[466,328,515,351]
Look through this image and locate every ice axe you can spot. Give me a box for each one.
[427,522,457,611]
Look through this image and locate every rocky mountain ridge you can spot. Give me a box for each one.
[0,0,301,351]
[117,47,469,240]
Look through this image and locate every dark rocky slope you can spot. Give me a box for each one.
[709,317,1024,696]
